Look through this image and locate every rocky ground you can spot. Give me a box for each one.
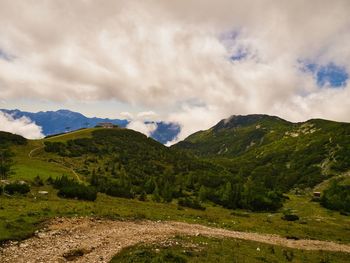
[1,217,350,263]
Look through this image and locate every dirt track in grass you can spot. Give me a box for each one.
[1,217,349,263]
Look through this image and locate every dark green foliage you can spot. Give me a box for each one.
[58,184,97,201]
[43,128,287,211]
[174,115,350,191]
[33,175,44,186]
[321,180,350,213]
[111,247,187,263]
[0,148,14,180]
[152,185,161,202]
[138,191,147,201]
[178,197,206,210]
[282,214,300,221]
[4,183,30,195]
[53,175,97,201]
[0,131,27,146]
[0,185,3,195]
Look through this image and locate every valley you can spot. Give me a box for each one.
[0,114,350,262]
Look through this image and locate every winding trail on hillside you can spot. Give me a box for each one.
[28,142,83,183]
[1,218,349,263]
[28,142,45,158]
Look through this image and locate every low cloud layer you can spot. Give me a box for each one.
[1,0,350,142]
[0,111,44,139]
[124,111,158,137]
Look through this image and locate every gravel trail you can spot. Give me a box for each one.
[1,217,349,263]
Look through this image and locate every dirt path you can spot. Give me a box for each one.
[1,218,349,263]
[28,142,45,158]
[28,142,82,183]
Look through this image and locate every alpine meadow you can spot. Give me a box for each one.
[1,0,350,262]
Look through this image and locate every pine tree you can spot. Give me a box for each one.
[221,182,234,208]
[199,185,207,201]
[152,184,161,202]
[90,169,98,186]
[161,181,173,203]
[0,148,14,180]
[145,177,156,193]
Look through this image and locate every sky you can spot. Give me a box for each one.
[0,0,350,142]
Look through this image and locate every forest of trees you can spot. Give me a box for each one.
[0,131,24,180]
[44,129,284,211]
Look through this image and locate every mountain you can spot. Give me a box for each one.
[0,109,180,144]
[3,114,350,212]
[173,114,350,190]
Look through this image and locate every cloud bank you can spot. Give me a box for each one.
[124,111,158,137]
[0,111,44,139]
[0,0,350,142]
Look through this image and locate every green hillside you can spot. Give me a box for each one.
[0,125,350,248]
[173,115,350,191]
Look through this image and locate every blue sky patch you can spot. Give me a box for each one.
[0,49,14,61]
[304,62,348,88]
[230,48,248,61]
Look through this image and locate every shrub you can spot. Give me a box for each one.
[321,180,350,213]
[138,191,147,201]
[178,197,206,211]
[282,214,299,221]
[33,175,44,186]
[0,185,3,195]
[4,182,30,195]
[58,184,97,201]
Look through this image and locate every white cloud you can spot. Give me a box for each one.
[0,111,44,139]
[127,120,157,137]
[136,111,158,121]
[125,111,159,136]
[0,0,350,141]
[119,112,134,120]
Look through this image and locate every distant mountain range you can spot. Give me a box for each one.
[0,109,180,144]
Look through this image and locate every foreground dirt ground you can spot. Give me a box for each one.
[1,217,350,263]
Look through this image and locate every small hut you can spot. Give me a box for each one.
[97,122,114,129]
[313,192,321,198]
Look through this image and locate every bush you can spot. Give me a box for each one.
[58,184,97,201]
[282,214,299,221]
[4,182,30,195]
[0,185,3,195]
[321,180,350,213]
[178,197,206,211]
[33,175,44,186]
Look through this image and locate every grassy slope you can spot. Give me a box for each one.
[45,128,96,142]
[1,188,350,243]
[1,128,350,246]
[111,236,350,263]
[173,116,350,190]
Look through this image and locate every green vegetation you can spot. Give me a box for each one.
[0,131,24,180]
[321,179,350,213]
[1,188,350,244]
[178,197,205,211]
[53,175,97,201]
[110,236,350,263]
[3,182,30,195]
[41,128,283,211]
[0,116,350,251]
[174,115,350,191]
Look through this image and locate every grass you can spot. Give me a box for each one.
[0,186,350,244]
[10,140,78,181]
[110,235,350,263]
[1,128,349,247]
